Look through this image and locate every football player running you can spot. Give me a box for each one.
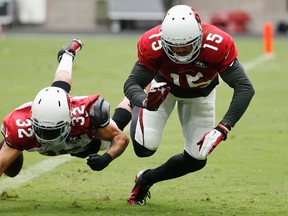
[0,39,131,178]
[124,5,255,205]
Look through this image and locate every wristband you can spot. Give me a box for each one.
[215,124,229,140]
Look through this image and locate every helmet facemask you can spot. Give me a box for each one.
[31,118,71,148]
[161,35,202,64]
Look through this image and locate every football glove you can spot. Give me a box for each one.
[197,124,230,158]
[143,82,171,111]
[87,153,112,171]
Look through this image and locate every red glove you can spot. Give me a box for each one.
[197,124,230,158]
[143,82,171,111]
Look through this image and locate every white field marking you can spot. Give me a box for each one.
[0,155,71,193]
[242,53,275,72]
[0,54,275,192]
[219,53,275,84]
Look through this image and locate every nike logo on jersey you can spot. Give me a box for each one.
[225,50,231,59]
[193,60,207,68]
[66,136,81,144]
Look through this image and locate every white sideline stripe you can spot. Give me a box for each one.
[0,54,275,192]
[243,53,275,72]
[0,155,71,193]
[219,53,275,84]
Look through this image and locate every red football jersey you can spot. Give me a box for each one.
[1,95,102,156]
[137,23,238,90]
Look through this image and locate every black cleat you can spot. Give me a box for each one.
[57,38,83,62]
[127,170,152,205]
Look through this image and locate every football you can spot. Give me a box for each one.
[0,139,24,177]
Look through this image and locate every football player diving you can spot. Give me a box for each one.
[0,39,131,178]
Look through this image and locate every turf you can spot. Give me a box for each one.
[0,35,287,216]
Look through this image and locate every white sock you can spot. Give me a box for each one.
[55,53,73,75]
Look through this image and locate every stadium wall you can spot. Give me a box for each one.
[17,0,288,34]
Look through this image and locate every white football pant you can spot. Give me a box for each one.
[134,89,216,160]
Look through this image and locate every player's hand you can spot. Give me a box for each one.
[143,82,171,111]
[197,124,230,158]
[87,153,112,171]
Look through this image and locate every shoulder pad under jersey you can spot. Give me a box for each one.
[89,97,110,129]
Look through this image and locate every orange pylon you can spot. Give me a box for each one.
[263,22,273,55]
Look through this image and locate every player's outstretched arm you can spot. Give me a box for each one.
[87,123,129,171]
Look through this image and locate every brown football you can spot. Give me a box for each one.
[0,139,24,177]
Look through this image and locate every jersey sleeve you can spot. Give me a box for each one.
[1,103,34,151]
[217,33,238,72]
[137,25,163,72]
[202,23,238,72]
[69,94,108,134]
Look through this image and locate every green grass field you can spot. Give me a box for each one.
[0,35,287,216]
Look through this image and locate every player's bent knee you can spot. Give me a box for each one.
[184,150,207,172]
[133,142,156,157]
[195,158,207,171]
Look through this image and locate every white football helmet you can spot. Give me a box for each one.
[31,87,71,148]
[160,5,203,64]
